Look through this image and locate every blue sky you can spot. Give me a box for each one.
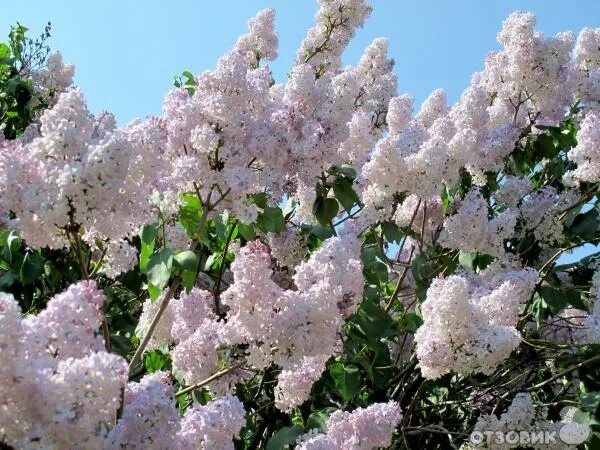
[2,1,599,124]
[2,1,598,262]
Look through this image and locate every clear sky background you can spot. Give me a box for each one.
[2,1,599,262]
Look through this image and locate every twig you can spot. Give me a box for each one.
[214,220,238,315]
[128,193,212,374]
[385,246,415,313]
[527,354,600,392]
[128,276,181,374]
[175,362,246,397]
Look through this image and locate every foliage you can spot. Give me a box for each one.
[0,22,52,139]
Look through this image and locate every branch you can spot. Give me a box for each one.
[128,276,182,374]
[175,362,246,397]
[527,354,600,392]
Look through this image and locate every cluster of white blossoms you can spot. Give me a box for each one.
[106,372,246,450]
[30,51,75,106]
[157,0,398,224]
[0,89,163,274]
[267,228,306,269]
[0,281,128,449]
[517,186,578,247]
[564,112,600,184]
[415,268,539,379]
[439,188,516,257]
[469,393,582,450]
[360,80,520,224]
[478,11,575,127]
[573,27,600,112]
[0,282,248,449]
[134,232,363,411]
[165,235,363,412]
[495,175,533,208]
[296,401,402,449]
[359,10,600,226]
[392,194,444,244]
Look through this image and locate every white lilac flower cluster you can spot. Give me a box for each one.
[564,112,600,184]
[295,400,402,449]
[360,83,520,224]
[415,268,539,379]
[0,89,162,275]
[30,51,75,106]
[0,282,248,449]
[267,228,306,269]
[359,11,600,225]
[392,194,444,244]
[158,3,396,223]
[215,235,361,410]
[136,234,363,412]
[517,186,578,247]
[0,280,128,449]
[439,188,517,257]
[478,12,575,127]
[469,393,578,450]
[573,27,600,112]
[105,372,246,450]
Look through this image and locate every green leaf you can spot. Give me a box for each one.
[0,269,18,290]
[327,164,356,180]
[140,223,158,244]
[145,351,169,373]
[398,312,423,334]
[383,223,402,244]
[0,43,10,59]
[332,177,359,213]
[533,133,557,159]
[146,248,173,290]
[147,282,162,302]
[313,197,339,227]
[304,224,333,240]
[1,230,21,265]
[410,252,429,284]
[364,259,388,284]
[580,392,600,413]
[19,251,43,285]
[458,251,476,269]
[536,286,568,315]
[569,208,599,241]
[203,253,217,271]
[182,269,198,292]
[238,223,255,241]
[215,211,229,241]
[354,299,395,342]
[139,224,157,272]
[441,186,453,214]
[179,193,204,239]
[265,425,305,450]
[174,250,198,272]
[306,408,336,432]
[174,250,199,292]
[329,362,361,401]
[251,192,269,209]
[257,206,286,233]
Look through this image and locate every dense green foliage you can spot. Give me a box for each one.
[0,22,51,139]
